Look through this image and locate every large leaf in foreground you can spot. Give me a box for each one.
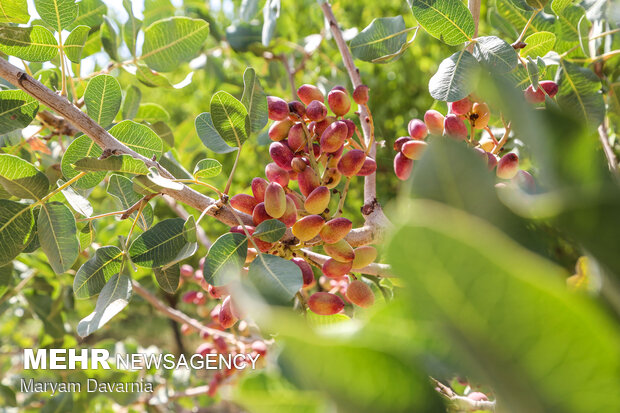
[350,16,410,62]
[0,200,35,265]
[0,26,58,62]
[128,218,195,268]
[429,49,479,102]
[73,245,123,298]
[195,112,237,154]
[77,273,132,337]
[409,0,475,46]
[472,36,517,73]
[387,201,620,413]
[556,60,605,126]
[141,17,209,72]
[248,254,302,304]
[203,233,248,286]
[38,202,79,274]
[35,0,78,32]
[154,263,180,294]
[210,91,250,148]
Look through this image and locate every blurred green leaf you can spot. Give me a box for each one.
[556,60,605,126]
[122,85,141,120]
[100,15,118,61]
[135,103,170,123]
[70,0,105,29]
[241,67,269,134]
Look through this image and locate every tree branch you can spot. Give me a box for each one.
[0,58,253,229]
[301,248,392,277]
[319,2,391,233]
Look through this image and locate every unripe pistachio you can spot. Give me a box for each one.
[292,214,325,241]
[487,152,498,170]
[297,166,320,197]
[449,97,472,115]
[291,157,307,173]
[514,169,535,192]
[287,123,306,153]
[356,157,377,176]
[524,85,545,103]
[230,194,258,215]
[264,182,286,218]
[496,152,519,179]
[337,149,366,176]
[351,246,377,269]
[320,217,352,244]
[443,114,468,140]
[408,119,428,140]
[252,202,271,225]
[306,100,328,122]
[394,136,413,152]
[322,258,352,278]
[346,280,375,308]
[251,177,268,202]
[305,186,331,214]
[424,109,445,135]
[268,119,293,141]
[324,239,355,263]
[394,152,413,180]
[253,236,273,253]
[311,116,336,137]
[327,89,351,116]
[265,162,289,187]
[291,257,315,287]
[401,140,428,160]
[219,296,238,329]
[320,120,348,153]
[343,118,356,140]
[540,80,558,98]
[323,167,342,188]
[353,84,369,104]
[297,84,324,105]
[308,292,344,315]
[327,145,344,168]
[180,264,194,278]
[287,190,305,209]
[267,96,289,120]
[471,102,490,129]
[269,141,294,171]
[279,195,297,227]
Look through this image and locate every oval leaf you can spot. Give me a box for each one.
[135,103,170,123]
[154,263,180,294]
[109,120,163,160]
[35,0,78,32]
[61,135,105,189]
[85,74,122,127]
[350,16,410,62]
[520,31,556,58]
[38,201,79,274]
[77,273,132,337]
[248,254,302,303]
[64,25,90,63]
[195,112,237,154]
[193,159,222,180]
[128,218,193,268]
[122,85,141,120]
[0,199,35,265]
[241,67,268,133]
[210,91,250,148]
[0,154,50,200]
[429,49,479,102]
[253,219,286,242]
[0,90,39,135]
[0,0,30,23]
[74,245,123,298]
[203,232,248,286]
[472,36,517,72]
[0,26,57,62]
[557,60,605,126]
[58,179,93,217]
[409,0,475,45]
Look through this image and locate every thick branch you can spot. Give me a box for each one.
[302,248,392,277]
[0,58,253,228]
[131,280,247,344]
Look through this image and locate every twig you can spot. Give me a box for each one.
[598,123,619,177]
[301,248,392,277]
[515,8,541,45]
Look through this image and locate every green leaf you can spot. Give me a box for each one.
[0,200,35,265]
[38,201,79,274]
[77,273,132,337]
[134,63,173,88]
[73,155,150,175]
[428,49,479,102]
[248,254,302,304]
[526,57,540,89]
[135,103,170,123]
[387,201,620,413]
[143,0,175,27]
[70,0,105,29]
[183,216,196,243]
[241,67,268,133]
[557,60,605,126]
[0,90,39,135]
[41,394,73,413]
[61,135,105,189]
[520,31,556,58]
[78,221,95,250]
[0,154,50,200]
[132,174,162,195]
[227,22,262,52]
[141,16,209,72]
[261,0,279,46]
[551,0,572,15]
[122,85,141,120]
[240,0,259,22]
[107,174,153,230]
[100,15,118,61]
[0,26,58,62]
[73,245,122,298]
[253,219,286,242]
[496,0,555,36]
[63,25,90,63]
[109,120,163,160]
[159,152,191,179]
[472,36,517,72]
[154,263,180,293]
[210,91,250,148]
[129,218,196,268]
[84,74,122,127]
[556,5,586,43]
[58,179,93,217]
[35,0,78,32]
[409,0,475,45]
[122,0,141,56]
[349,16,411,62]
[149,121,174,148]
[0,263,13,298]
[203,233,248,286]
[146,167,183,190]
[193,159,222,180]
[0,0,29,23]
[195,112,237,154]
